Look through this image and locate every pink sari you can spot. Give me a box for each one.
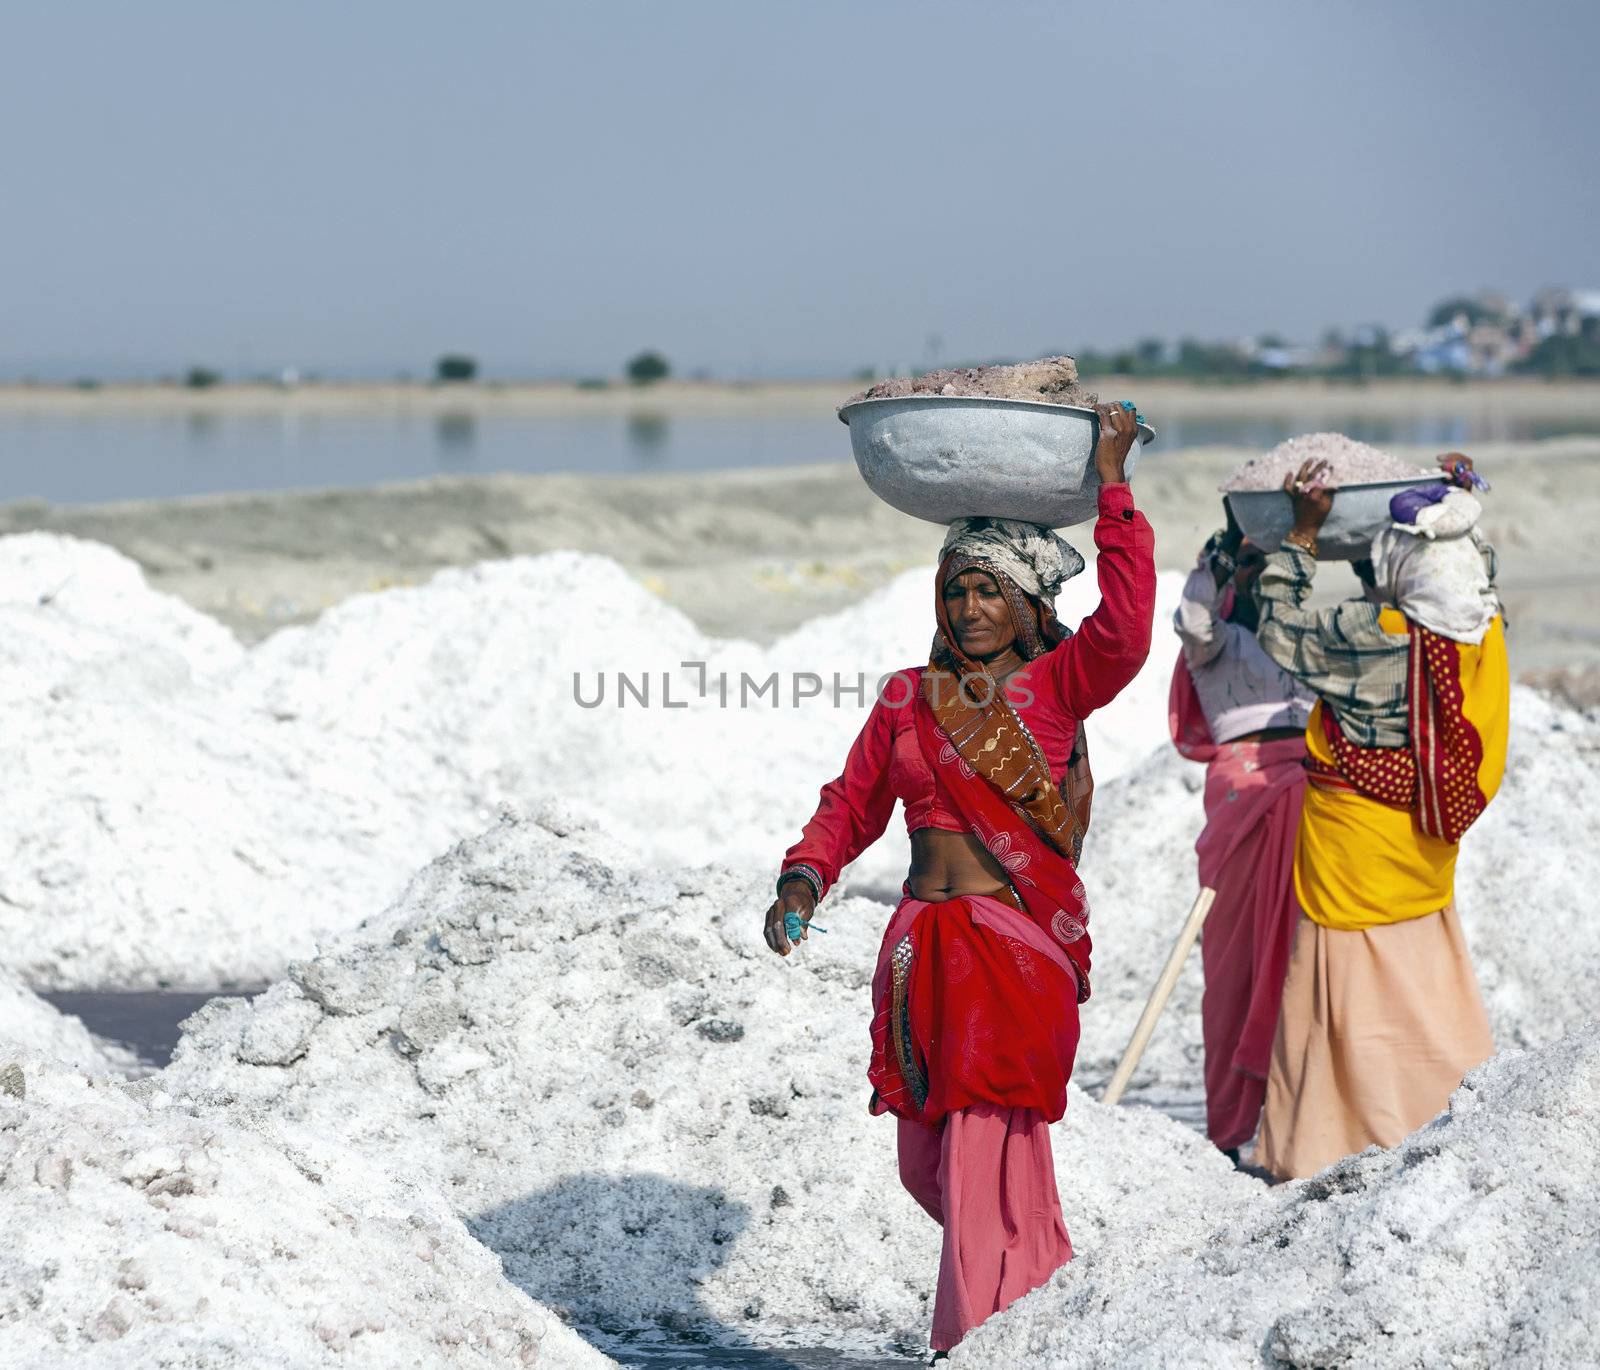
[1170,654,1306,1151]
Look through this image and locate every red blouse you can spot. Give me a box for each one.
[783,483,1157,898]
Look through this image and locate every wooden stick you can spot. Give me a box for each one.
[1101,886,1217,1106]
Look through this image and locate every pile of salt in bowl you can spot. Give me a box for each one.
[1220,432,1433,491]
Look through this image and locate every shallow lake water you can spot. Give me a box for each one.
[5,400,1598,505]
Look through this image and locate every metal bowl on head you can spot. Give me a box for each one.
[1224,475,1448,561]
[838,395,1156,530]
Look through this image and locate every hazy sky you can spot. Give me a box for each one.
[5,0,1597,379]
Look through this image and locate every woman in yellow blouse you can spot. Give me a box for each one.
[1249,454,1508,1179]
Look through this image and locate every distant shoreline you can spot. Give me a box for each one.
[3,376,1600,418]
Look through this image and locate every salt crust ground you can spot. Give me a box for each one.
[954,1024,1600,1369]
[158,698,1600,1361]
[0,532,1178,989]
[159,806,1261,1352]
[8,531,1599,1362]
[0,1059,615,1368]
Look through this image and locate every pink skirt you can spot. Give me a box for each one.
[1194,737,1306,1150]
[877,890,1077,1350]
[898,1103,1072,1352]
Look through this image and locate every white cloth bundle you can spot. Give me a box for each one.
[1370,491,1499,644]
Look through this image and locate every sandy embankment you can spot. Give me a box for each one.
[3,435,1598,684]
[8,374,1600,417]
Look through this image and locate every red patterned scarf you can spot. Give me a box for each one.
[1307,623,1489,843]
[914,552,1096,995]
[925,551,1088,861]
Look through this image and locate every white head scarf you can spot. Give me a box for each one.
[938,517,1085,603]
[1369,491,1499,644]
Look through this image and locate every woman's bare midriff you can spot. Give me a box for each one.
[908,827,1012,902]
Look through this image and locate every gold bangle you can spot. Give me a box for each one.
[1284,530,1318,556]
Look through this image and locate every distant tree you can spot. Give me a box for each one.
[435,354,478,383]
[1072,348,1117,377]
[1516,332,1600,378]
[1175,338,1252,378]
[627,351,670,385]
[1426,296,1503,329]
[1135,337,1165,370]
[184,366,222,389]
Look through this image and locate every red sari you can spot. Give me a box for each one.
[864,687,1092,1125]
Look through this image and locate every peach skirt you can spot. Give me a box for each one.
[1255,904,1493,1180]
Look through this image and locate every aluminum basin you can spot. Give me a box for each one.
[1224,475,1448,561]
[838,395,1156,529]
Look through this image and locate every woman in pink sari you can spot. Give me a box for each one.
[1169,507,1314,1161]
[765,404,1156,1357]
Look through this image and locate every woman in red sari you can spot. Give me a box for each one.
[764,404,1155,1356]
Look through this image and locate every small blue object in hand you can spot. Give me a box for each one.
[784,910,827,941]
[1117,399,1148,426]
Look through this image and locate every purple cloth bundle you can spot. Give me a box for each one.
[1389,483,1450,526]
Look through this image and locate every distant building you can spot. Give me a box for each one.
[1530,287,1600,338]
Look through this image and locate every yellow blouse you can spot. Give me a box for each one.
[1295,614,1508,931]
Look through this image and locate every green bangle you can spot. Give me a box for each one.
[777,864,823,903]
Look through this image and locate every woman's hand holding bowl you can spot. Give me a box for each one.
[1093,402,1140,486]
[1284,457,1334,535]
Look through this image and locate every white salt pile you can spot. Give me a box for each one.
[0,967,139,1078]
[152,707,1600,1360]
[1218,432,1433,492]
[0,1059,615,1368]
[0,532,241,701]
[0,531,1179,988]
[846,355,1098,409]
[956,1023,1600,1368]
[8,527,1600,1363]
[160,807,1258,1351]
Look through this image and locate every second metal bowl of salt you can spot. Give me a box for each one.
[1225,476,1449,561]
[838,395,1157,530]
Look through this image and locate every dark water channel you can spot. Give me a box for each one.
[592,1338,919,1368]
[43,988,258,1068]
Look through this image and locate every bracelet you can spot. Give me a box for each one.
[777,864,823,903]
[1202,528,1240,580]
[1284,530,1319,557]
